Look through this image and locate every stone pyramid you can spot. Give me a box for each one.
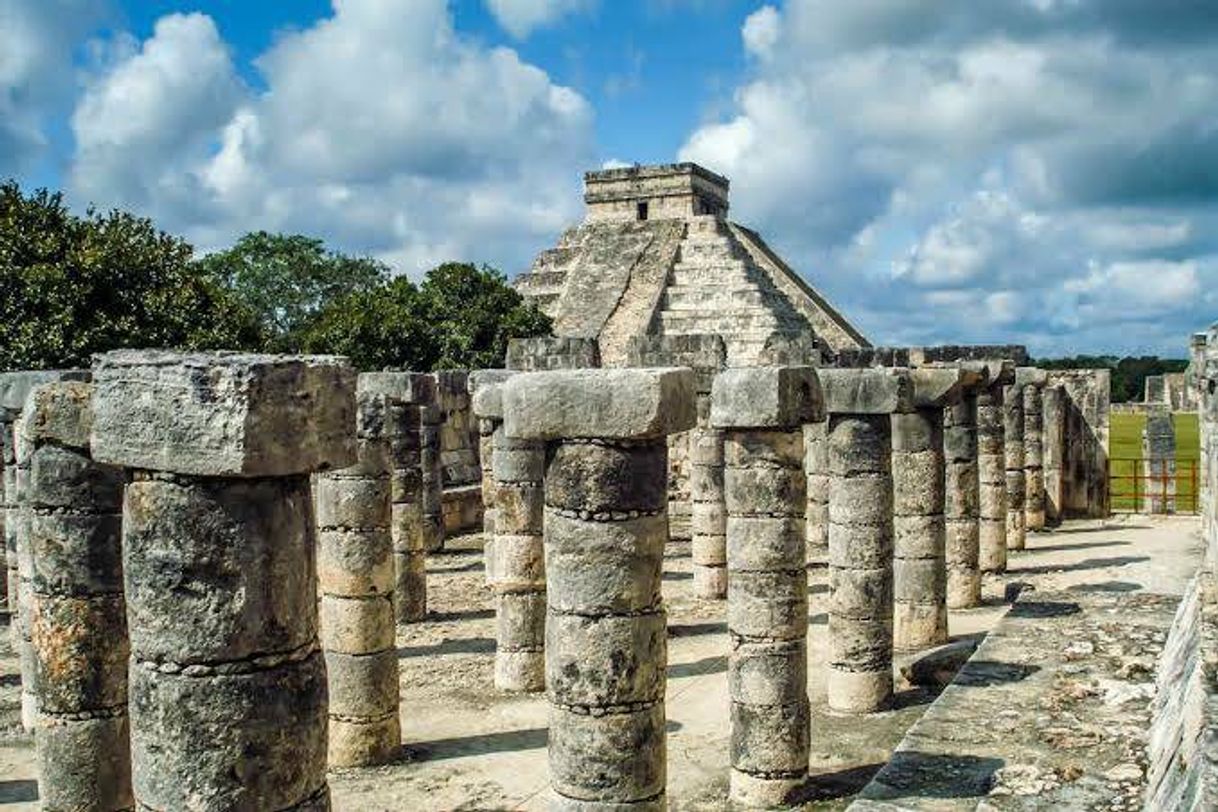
[515,163,870,366]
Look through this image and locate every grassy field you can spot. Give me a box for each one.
[1110,411,1200,512]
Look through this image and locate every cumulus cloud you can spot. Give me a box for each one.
[484,0,594,39]
[0,0,104,176]
[680,0,1218,354]
[68,0,595,275]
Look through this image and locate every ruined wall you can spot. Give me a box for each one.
[1048,369,1111,519]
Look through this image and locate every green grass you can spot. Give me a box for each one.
[1110,411,1200,512]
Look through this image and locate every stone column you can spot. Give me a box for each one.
[893,369,967,652]
[711,367,821,807]
[1003,380,1026,553]
[473,371,546,692]
[1022,371,1047,532]
[690,414,727,598]
[471,370,514,581]
[944,364,986,610]
[92,351,354,811]
[1,370,89,731]
[803,420,829,565]
[820,369,914,714]
[1143,409,1176,514]
[1043,383,1066,525]
[23,382,131,811]
[421,379,445,554]
[315,380,400,766]
[977,362,1014,573]
[363,372,434,624]
[503,368,694,812]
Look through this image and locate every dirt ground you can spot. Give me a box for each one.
[0,514,1203,811]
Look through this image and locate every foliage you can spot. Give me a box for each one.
[0,181,260,371]
[194,231,388,352]
[300,262,552,371]
[1033,354,1189,403]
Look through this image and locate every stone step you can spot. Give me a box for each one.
[685,214,728,236]
[669,265,756,287]
[658,310,789,333]
[531,246,580,272]
[662,286,770,309]
[678,240,744,262]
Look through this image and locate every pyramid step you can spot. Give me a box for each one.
[678,240,744,262]
[663,287,769,309]
[669,265,755,286]
[659,311,787,333]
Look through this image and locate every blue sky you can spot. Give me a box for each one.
[4,0,1218,357]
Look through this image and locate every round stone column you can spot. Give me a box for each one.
[892,408,947,651]
[23,382,131,811]
[364,372,434,624]
[472,370,547,691]
[92,351,355,811]
[820,368,913,715]
[420,388,445,554]
[503,367,695,812]
[690,419,727,598]
[1022,375,1046,531]
[315,382,400,766]
[977,378,1009,574]
[803,420,829,564]
[712,366,821,808]
[944,386,982,609]
[489,427,545,691]
[1003,382,1026,552]
[1042,384,1065,525]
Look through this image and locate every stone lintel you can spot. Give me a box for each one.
[982,360,1016,388]
[19,381,94,450]
[818,368,914,415]
[469,370,517,420]
[1014,367,1049,388]
[91,350,356,477]
[910,368,966,408]
[709,366,823,429]
[358,371,435,404]
[0,370,90,413]
[503,368,695,440]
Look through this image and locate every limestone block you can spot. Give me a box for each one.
[729,699,810,774]
[0,370,90,412]
[26,513,122,597]
[358,370,434,404]
[470,369,516,420]
[128,655,328,811]
[317,530,395,596]
[36,714,132,812]
[543,511,664,614]
[496,592,546,650]
[818,368,914,415]
[91,351,355,476]
[709,366,823,428]
[548,704,665,803]
[544,441,666,514]
[503,368,695,441]
[725,516,805,571]
[729,639,806,706]
[323,650,400,718]
[122,477,317,663]
[546,612,666,707]
[726,570,807,641]
[30,594,128,713]
[909,367,965,408]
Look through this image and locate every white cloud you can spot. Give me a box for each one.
[484,0,594,39]
[679,0,1218,355]
[0,0,105,175]
[67,0,595,276]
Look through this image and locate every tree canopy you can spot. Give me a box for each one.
[194,231,389,353]
[1034,355,1190,402]
[0,181,259,370]
[0,180,551,372]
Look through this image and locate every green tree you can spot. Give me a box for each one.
[0,181,260,370]
[195,231,388,352]
[300,262,551,371]
[420,262,552,370]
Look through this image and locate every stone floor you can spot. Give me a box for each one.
[0,514,1203,810]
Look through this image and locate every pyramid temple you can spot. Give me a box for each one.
[514,162,870,366]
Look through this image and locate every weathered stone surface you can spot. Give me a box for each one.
[0,370,90,412]
[36,714,132,812]
[727,570,807,641]
[709,366,823,428]
[26,444,122,510]
[469,370,516,421]
[730,699,810,774]
[317,530,394,596]
[549,704,666,803]
[129,655,328,811]
[92,351,356,476]
[26,513,122,596]
[544,511,664,614]
[324,649,400,717]
[546,612,666,706]
[819,368,914,415]
[123,476,317,663]
[909,367,964,408]
[544,441,666,514]
[30,594,128,714]
[319,595,395,655]
[503,368,695,440]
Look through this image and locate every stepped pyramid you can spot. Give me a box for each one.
[515,163,869,366]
